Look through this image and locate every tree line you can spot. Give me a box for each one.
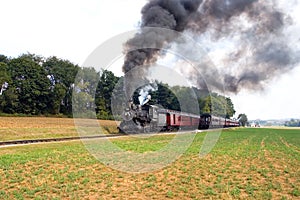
[285,119,300,127]
[0,53,237,119]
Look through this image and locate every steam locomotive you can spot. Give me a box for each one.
[118,98,240,134]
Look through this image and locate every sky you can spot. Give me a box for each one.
[1,0,300,120]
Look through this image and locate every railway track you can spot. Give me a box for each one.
[0,128,227,148]
[0,134,124,147]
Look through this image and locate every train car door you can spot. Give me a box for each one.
[173,114,176,125]
[166,113,171,126]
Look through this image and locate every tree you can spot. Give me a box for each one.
[72,67,100,118]
[155,83,180,111]
[0,87,18,113]
[95,69,120,119]
[225,97,236,118]
[238,113,248,127]
[49,83,67,114]
[0,62,12,112]
[172,86,199,114]
[110,76,126,119]
[285,119,300,127]
[201,94,227,117]
[43,56,79,115]
[0,54,9,63]
[0,62,10,86]
[211,95,226,117]
[9,55,51,114]
[202,96,212,114]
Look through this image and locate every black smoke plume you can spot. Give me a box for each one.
[122,0,202,97]
[123,0,299,94]
[186,0,298,93]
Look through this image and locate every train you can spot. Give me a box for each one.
[118,99,240,134]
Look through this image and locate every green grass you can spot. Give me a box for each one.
[0,128,299,199]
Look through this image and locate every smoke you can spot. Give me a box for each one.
[123,0,300,94]
[183,0,299,93]
[122,0,202,97]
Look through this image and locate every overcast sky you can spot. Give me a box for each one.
[1,0,300,120]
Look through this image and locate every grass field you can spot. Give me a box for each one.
[0,117,120,141]
[0,118,299,199]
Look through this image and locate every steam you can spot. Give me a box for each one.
[122,0,300,94]
[138,85,156,106]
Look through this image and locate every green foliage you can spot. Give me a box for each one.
[8,55,51,114]
[200,93,236,118]
[72,67,100,118]
[43,56,79,115]
[0,62,10,83]
[285,119,300,127]
[172,85,197,113]
[0,54,80,116]
[95,69,120,119]
[0,62,11,112]
[151,82,181,111]
[225,97,236,118]
[49,83,67,114]
[0,54,9,63]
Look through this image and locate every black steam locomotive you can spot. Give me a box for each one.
[118,99,239,134]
